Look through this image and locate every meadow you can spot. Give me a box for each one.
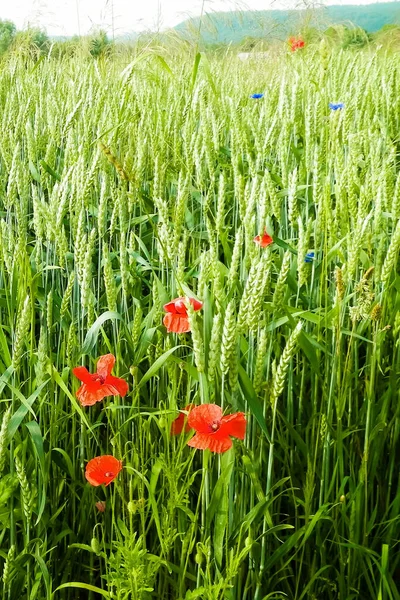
[0,40,399,599]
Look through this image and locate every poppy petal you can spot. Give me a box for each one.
[187,433,212,450]
[188,404,223,434]
[163,300,179,314]
[189,298,203,312]
[171,404,194,435]
[260,234,273,247]
[206,436,233,453]
[96,354,116,379]
[173,298,189,314]
[219,413,247,440]
[187,433,232,453]
[163,313,191,333]
[85,456,122,486]
[164,297,203,315]
[76,383,106,406]
[171,413,186,435]
[73,366,93,385]
[104,375,129,397]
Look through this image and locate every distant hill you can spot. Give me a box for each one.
[174,2,400,43]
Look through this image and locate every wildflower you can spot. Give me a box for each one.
[171,404,195,435]
[85,456,122,487]
[289,37,305,52]
[254,230,273,248]
[304,252,315,263]
[329,102,344,111]
[187,404,246,453]
[250,93,264,99]
[95,501,106,512]
[73,354,128,407]
[163,297,203,334]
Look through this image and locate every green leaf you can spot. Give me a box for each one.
[7,382,48,442]
[154,54,174,76]
[138,346,184,387]
[81,311,122,355]
[200,52,217,96]
[0,326,11,369]
[29,160,41,183]
[212,450,234,567]
[0,475,18,504]
[25,421,46,478]
[191,52,201,90]
[51,366,97,439]
[54,583,110,598]
[40,159,61,181]
[238,366,270,442]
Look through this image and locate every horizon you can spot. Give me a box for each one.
[0,0,397,37]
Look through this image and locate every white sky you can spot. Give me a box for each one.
[0,0,393,36]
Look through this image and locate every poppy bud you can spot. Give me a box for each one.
[91,537,101,555]
[195,551,203,565]
[95,501,106,513]
[340,495,346,503]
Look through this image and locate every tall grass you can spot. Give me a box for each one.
[0,44,399,599]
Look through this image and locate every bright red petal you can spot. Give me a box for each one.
[189,298,203,312]
[85,456,122,487]
[219,413,247,440]
[76,382,106,406]
[73,366,93,385]
[96,354,115,379]
[260,234,273,247]
[187,433,211,450]
[163,300,179,314]
[163,297,187,315]
[163,313,191,333]
[171,413,185,435]
[206,436,233,453]
[187,433,232,453]
[171,404,194,435]
[173,298,189,314]
[188,404,223,434]
[104,375,129,397]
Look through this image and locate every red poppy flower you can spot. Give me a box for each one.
[254,230,273,248]
[187,404,246,454]
[163,297,203,334]
[73,354,128,407]
[171,404,195,435]
[289,37,305,52]
[95,501,106,512]
[85,455,122,487]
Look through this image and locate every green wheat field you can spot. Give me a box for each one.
[0,40,399,600]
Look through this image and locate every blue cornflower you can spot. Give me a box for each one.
[329,102,344,111]
[304,252,315,263]
[250,93,264,99]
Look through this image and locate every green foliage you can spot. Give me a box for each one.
[12,28,50,58]
[341,26,371,49]
[89,29,112,58]
[175,2,400,44]
[0,42,398,600]
[0,20,16,56]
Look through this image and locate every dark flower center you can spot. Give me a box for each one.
[92,374,106,384]
[210,421,220,432]
[104,471,114,478]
